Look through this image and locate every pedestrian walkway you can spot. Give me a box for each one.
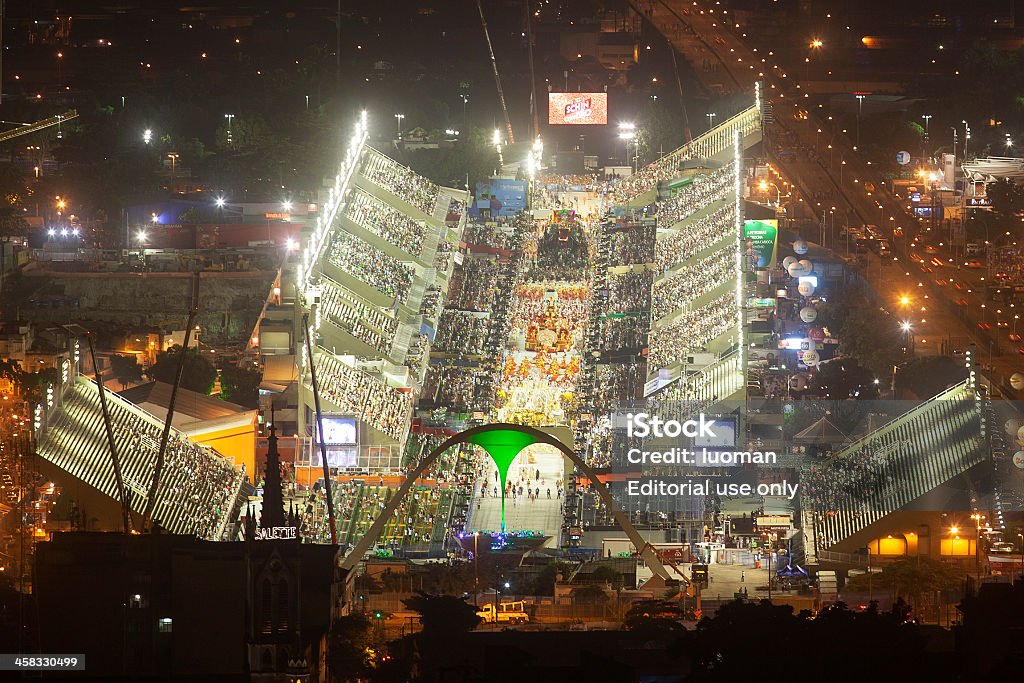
[469,445,566,547]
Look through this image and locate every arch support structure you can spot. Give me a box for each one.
[338,423,672,581]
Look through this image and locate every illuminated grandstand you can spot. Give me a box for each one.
[804,381,987,552]
[36,376,246,540]
[295,112,468,465]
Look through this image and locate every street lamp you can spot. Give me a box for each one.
[167,153,179,185]
[224,113,235,145]
[970,513,985,573]
[143,128,152,145]
[618,123,636,173]
[394,113,405,138]
[473,531,480,606]
[706,112,717,131]
[758,179,781,206]
[855,94,866,148]
[921,114,932,142]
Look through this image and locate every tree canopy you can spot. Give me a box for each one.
[401,592,481,636]
[148,345,217,395]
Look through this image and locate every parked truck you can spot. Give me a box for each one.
[477,600,530,624]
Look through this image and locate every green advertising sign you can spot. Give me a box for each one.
[743,219,779,269]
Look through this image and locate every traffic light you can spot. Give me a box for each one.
[374,611,382,619]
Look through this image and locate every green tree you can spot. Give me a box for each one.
[844,556,964,613]
[839,305,904,377]
[109,354,143,390]
[810,359,881,399]
[623,598,686,633]
[325,614,374,682]
[401,592,481,635]
[178,207,201,224]
[590,564,624,589]
[532,560,574,596]
[572,583,609,604]
[148,345,217,394]
[16,367,61,405]
[218,365,261,408]
[895,355,968,398]
[987,177,1024,238]
[406,127,500,189]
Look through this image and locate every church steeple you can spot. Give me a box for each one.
[260,406,287,531]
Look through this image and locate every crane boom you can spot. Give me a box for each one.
[142,272,200,531]
[86,332,131,533]
[477,0,515,144]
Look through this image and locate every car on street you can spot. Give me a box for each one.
[964,260,983,268]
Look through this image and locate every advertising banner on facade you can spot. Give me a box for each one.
[743,219,779,268]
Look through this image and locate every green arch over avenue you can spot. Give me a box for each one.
[338,423,672,581]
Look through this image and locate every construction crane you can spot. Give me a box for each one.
[86,332,131,533]
[301,312,338,545]
[477,0,515,144]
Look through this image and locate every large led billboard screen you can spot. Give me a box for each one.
[548,93,608,125]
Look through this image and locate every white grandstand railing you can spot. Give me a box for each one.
[300,111,369,294]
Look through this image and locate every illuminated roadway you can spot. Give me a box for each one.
[638,0,1024,390]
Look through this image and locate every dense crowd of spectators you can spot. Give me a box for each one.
[361,150,440,216]
[651,246,734,320]
[607,270,653,314]
[318,277,397,354]
[801,454,885,514]
[647,292,736,369]
[315,353,413,442]
[434,239,454,273]
[93,388,243,540]
[607,226,656,266]
[435,310,491,356]
[655,204,737,270]
[601,315,649,351]
[654,164,735,230]
[328,232,415,303]
[463,221,516,251]
[448,257,500,311]
[344,189,428,256]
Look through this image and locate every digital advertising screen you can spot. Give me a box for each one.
[693,415,738,450]
[319,416,357,446]
[548,92,609,125]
